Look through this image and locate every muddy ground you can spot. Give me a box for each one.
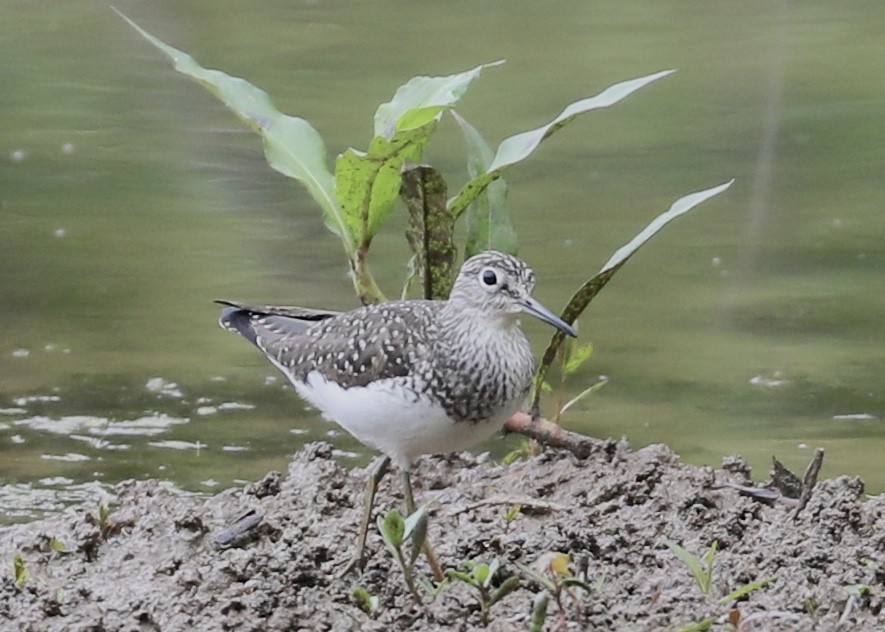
[1,439,883,631]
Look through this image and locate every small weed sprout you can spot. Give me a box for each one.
[503,503,522,524]
[667,540,717,597]
[667,540,777,603]
[667,540,778,630]
[351,586,378,616]
[501,439,536,465]
[446,559,520,626]
[50,537,71,555]
[13,553,27,587]
[518,552,592,627]
[530,591,550,632]
[90,501,119,540]
[545,337,607,425]
[377,505,431,603]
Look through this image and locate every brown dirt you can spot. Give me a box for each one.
[2,441,883,631]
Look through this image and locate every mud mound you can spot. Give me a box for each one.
[2,441,883,630]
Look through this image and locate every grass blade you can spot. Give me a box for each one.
[449,69,676,218]
[113,8,350,254]
[530,180,733,413]
[451,112,516,258]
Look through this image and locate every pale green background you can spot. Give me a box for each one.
[1,0,882,519]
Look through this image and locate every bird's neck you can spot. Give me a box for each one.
[438,303,524,347]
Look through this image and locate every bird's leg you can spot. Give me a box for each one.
[402,468,416,515]
[401,469,445,583]
[338,455,391,577]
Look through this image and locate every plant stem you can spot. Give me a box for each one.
[351,247,386,305]
[398,551,423,604]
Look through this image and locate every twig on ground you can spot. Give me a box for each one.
[505,412,613,459]
[449,498,567,517]
[792,448,825,519]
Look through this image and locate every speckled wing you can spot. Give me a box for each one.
[216,300,430,389]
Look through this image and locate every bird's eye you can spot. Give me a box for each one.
[481,269,498,286]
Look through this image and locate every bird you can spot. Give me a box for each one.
[216,250,577,573]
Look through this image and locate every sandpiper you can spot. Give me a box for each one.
[217,251,576,571]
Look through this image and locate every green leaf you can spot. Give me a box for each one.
[504,504,522,523]
[563,342,593,376]
[451,112,516,258]
[501,445,529,465]
[50,537,70,554]
[599,181,735,275]
[667,542,705,584]
[449,69,676,218]
[13,553,27,586]
[374,61,504,138]
[530,179,734,414]
[402,164,457,299]
[395,106,448,133]
[516,562,556,593]
[701,540,718,568]
[490,576,520,606]
[561,577,595,592]
[490,69,676,172]
[359,59,504,241]
[479,559,500,588]
[446,569,477,587]
[472,562,492,588]
[720,576,778,604]
[98,502,112,528]
[843,583,871,598]
[335,122,438,248]
[530,592,549,632]
[403,504,430,567]
[667,541,715,596]
[378,510,406,549]
[560,376,608,416]
[352,587,377,615]
[112,10,350,255]
[675,619,715,632]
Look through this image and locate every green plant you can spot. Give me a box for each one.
[116,10,733,417]
[542,336,608,424]
[674,619,715,632]
[351,586,378,616]
[518,552,593,627]
[667,540,778,630]
[844,583,872,598]
[503,503,522,524]
[49,537,70,554]
[530,591,550,632]
[446,559,520,626]
[667,540,778,603]
[721,575,779,604]
[13,553,27,587]
[668,540,717,597]
[96,501,117,540]
[502,338,606,464]
[377,505,431,603]
[500,439,536,465]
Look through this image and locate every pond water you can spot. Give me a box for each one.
[2,1,883,521]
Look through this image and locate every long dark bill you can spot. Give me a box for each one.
[518,296,577,337]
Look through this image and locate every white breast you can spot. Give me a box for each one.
[293,371,516,469]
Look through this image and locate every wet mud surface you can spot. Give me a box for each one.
[2,441,883,630]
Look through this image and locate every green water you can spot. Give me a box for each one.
[2,1,883,519]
